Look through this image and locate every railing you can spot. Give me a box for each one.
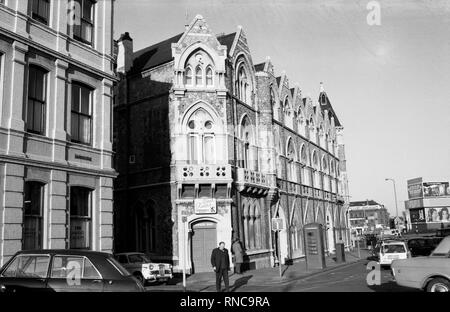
[236,168,269,188]
[177,164,232,182]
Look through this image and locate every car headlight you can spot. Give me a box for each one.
[149,265,154,270]
[169,264,173,269]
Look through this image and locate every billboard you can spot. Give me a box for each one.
[407,183,423,199]
[423,182,449,197]
[425,207,450,223]
[409,208,425,223]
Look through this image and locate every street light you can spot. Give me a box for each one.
[385,178,399,230]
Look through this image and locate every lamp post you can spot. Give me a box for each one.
[385,178,399,230]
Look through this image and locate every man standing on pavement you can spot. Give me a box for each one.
[232,237,244,274]
[211,241,230,292]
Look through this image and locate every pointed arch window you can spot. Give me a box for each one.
[206,67,213,86]
[237,65,251,104]
[312,151,321,188]
[240,116,255,169]
[187,109,215,164]
[195,66,203,86]
[184,67,193,85]
[286,139,296,182]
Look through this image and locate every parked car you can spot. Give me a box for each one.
[391,236,450,292]
[114,252,173,285]
[407,237,443,257]
[379,240,411,266]
[382,229,401,237]
[0,250,145,292]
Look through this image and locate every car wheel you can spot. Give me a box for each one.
[427,278,450,292]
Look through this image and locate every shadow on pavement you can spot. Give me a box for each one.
[231,275,253,292]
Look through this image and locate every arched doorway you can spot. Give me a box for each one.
[191,221,217,273]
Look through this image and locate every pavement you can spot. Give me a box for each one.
[146,249,372,292]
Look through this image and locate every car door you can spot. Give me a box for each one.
[0,254,50,292]
[46,255,104,292]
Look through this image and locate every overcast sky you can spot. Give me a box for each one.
[114,0,450,216]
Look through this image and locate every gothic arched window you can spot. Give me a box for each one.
[184,67,192,85]
[206,67,213,86]
[195,66,203,86]
[286,139,296,182]
[187,109,215,164]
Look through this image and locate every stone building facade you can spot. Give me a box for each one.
[0,0,116,266]
[113,15,350,273]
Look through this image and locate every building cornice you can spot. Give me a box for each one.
[0,27,118,82]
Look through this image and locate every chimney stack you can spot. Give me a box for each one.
[117,32,133,74]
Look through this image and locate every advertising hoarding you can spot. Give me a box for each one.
[407,182,423,199]
[423,182,450,197]
[425,207,450,223]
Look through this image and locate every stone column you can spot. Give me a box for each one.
[4,42,28,156]
[51,60,68,162]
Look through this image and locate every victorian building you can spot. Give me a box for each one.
[0,0,116,266]
[113,15,350,273]
[348,200,390,235]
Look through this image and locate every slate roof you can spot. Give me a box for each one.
[129,32,237,75]
[350,200,382,207]
[276,76,282,87]
[129,33,183,75]
[319,91,342,127]
[290,88,295,97]
[254,62,265,72]
[217,32,236,55]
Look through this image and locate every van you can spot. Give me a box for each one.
[379,240,411,266]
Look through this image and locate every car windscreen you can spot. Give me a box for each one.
[431,237,450,256]
[128,254,151,263]
[383,244,406,253]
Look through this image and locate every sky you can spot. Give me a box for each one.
[114,0,450,216]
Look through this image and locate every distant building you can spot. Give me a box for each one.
[348,200,390,235]
[405,177,450,233]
